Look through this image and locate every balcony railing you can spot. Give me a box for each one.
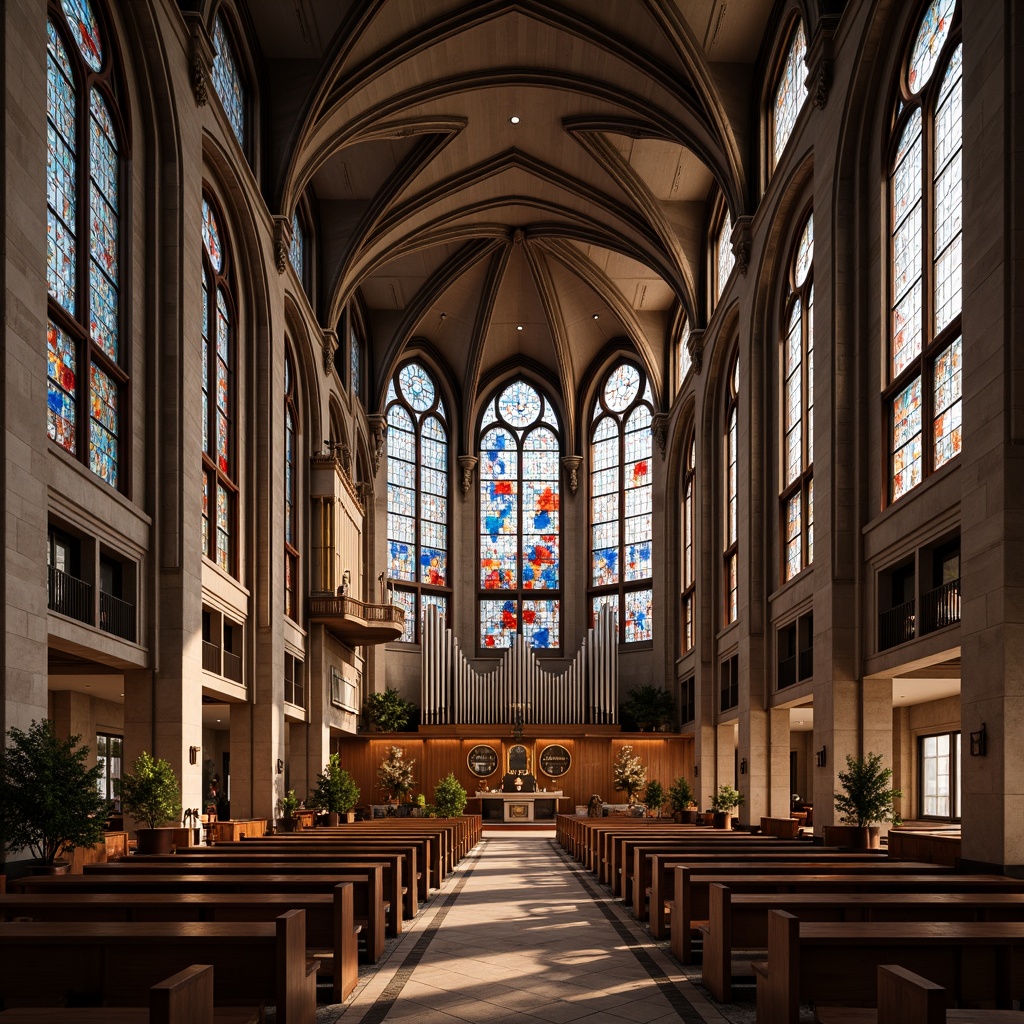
[879,599,915,651]
[921,577,961,633]
[309,593,406,645]
[202,640,220,674]
[48,565,92,625]
[778,654,797,689]
[222,650,243,684]
[100,591,136,643]
[798,646,813,680]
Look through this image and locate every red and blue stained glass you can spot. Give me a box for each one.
[89,361,118,486]
[60,0,103,72]
[498,379,541,427]
[522,600,558,649]
[90,90,119,361]
[47,21,77,315]
[891,375,923,500]
[393,589,416,644]
[934,46,962,335]
[216,484,230,572]
[212,16,245,147]
[604,364,640,412]
[215,288,230,475]
[907,0,956,95]
[624,589,653,643]
[202,197,223,272]
[481,599,517,649]
[933,336,962,470]
[47,321,77,454]
[400,363,436,411]
[201,271,210,452]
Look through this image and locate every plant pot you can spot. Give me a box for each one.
[345,811,356,824]
[27,860,70,875]
[280,817,297,833]
[823,824,881,849]
[712,811,733,830]
[700,811,714,826]
[135,827,176,855]
[680,809,698,824]
[325,812,340,827]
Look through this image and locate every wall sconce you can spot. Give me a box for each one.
[693,764,699,777]
[276,758,284,775]
[739,758,747,775]
[189,745,200,765]
[815,745,827,768]
[970,723,987,757]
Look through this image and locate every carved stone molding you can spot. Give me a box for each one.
[273,216,291,275]
[368,415,387,476]
[183,14,214,108]
[356,481,373,511]
[321,329,338,377]
[807,21,838,111]
[651,414,669,459]
[457,455,478,495]
[731,216,753,277]
[812,57,834,110]
[689,328,704,376]
[561,455,583,495]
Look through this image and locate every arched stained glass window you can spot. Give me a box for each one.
[715,209,735,305]
[387,361,450,643]
[212,14,245,149]
[289,211,304,286]
[724,355,739,624]
[285,351,298,621]
[46,0,127,490]
[201,192,236,575]
[770,20,808,171]
[479,379,561,650]
[681,434,696,652]
[590,363,654,644]
[678,317,692,389]
[350,326,361,401]
[887,0,961,502]
[781,211,814,582]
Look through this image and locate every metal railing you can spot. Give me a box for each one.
[99,591,135,642]
[778,654,797,689]
[222,650,243,684]
[48,565,92,624]
[879,599,915,651]
[202,640,220,674]
[921,577,961,633]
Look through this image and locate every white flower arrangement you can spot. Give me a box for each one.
[612,744,647,805]
[377,745,416,801]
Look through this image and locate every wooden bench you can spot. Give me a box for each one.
[0,911,317,1024]
[815,965,1024,1024]
[0,964,260,1024]
[0,884,359,1003]
[702,886,1024,1002]
[753,911,1024,1024]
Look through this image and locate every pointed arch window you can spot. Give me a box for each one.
[781,211,814,581]
[387,362,450,643]
[46,0,127,491]
[201,193,236,575]
[724,355,739,624]
[284,351,299,621]
[288,211,305,287]
[211,13,246,149]
[590,363,654,644]
[714,209,735,306]
[770,19,808,171]
[479,379,561,650]
[350,326,362,402]
[681,434,696,652]
[887,0,961,502]
[677,317,692,389]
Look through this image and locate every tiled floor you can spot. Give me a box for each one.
[315,835,731,1024]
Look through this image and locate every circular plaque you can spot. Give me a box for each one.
[467,744,499,778]
[539,744,572,778]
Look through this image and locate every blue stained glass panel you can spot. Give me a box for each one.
[481,599,517,649]
[498,380,541,427]
[89,361,117,486]
[202,197,223,272]
[480,538,517,589]
[393,588,416,643]
[47,321,77,454]
[625,539,652,582]
[772,20,807,168]
[522,535,558,589]
[892,375,923,500]
[420,547,447,586]
[216,483,230,572]
[593,546,619,586]
[90,91,118,361]
[421,518,446,551]
[399,362,436,411]
[47,23,77,314]
[60,0,103,71]
[524,482,559,532]
[481,478,517,538]
[202,471,210,555]
[289,213,303,281]
[624,589,653,643]
[481,427,517,481]
[933,336,962,470]
[522,600,558,649]
[350,329,360,397]
[389,540,415,582]
[212,16,246,147]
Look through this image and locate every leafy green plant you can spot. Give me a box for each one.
[834,752,902,827]
[612,744,647,804]
[668,776,696,812]
[377,745,416,801]
[620,685,675,731]
[416,793,426,808]
[310,753,360,815]
[279,789,301,820]
[710,784,743,813]
[643,780,666,816]
[363,689,418,732]
[119,751,182,829]
[433,773,467,818]
[0,719,108,865]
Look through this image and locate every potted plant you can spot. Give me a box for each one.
[119,751,182,855]
[620,685,676,732]
[710,784,743,829]
[612,744,647,805]
[827,752,902,849]
[433,773,467,819]
[643,780,666,818]
[668,776,698,823]
[278,789,301,832]
[377,745,416,804]
[362,688,419,733]
[311,753,360,824]
[412,793,427,817]
[0,719,108,872]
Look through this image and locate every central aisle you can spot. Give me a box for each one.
[331,836,727,1024]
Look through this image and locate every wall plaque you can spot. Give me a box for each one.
[539,744,572,778]
[467,744,499,778]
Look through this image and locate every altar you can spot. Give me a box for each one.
[476,791,564,822]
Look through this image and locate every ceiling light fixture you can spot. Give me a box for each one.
[510,116,520,124]
[592,313,599,320]
[516,325,523,331]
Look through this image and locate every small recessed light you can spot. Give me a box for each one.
[593,313,600,320]
[510,116,520,124]
[216,718,222,722]
[516,325,523,331]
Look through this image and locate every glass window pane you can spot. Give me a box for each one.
[771,20,808,168]
[212,16,245,147]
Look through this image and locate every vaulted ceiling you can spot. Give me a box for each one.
[249,0,777,427]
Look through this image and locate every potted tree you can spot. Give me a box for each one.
[710,784,743,830]
[612,744,647,809]
[827,752,902,849]
[278,789,301,832]
[362,688,418,733]
[119,751,182,855]
[668,776,698,824]
[643,780,666,818]
[620,685,676,732]
[0,719,108,873]
[311,753,360,824]
[433,773,467,819]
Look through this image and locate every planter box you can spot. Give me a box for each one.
[823,824,881,849]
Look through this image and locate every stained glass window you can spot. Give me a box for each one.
[590,363,653,643]
[771,20,808,171]
[715,209,734,305]
[289,212,304,285]
[678,317,691,389]
[725,355,739,624]
[46,5,125,491]
[479,379,561,649]
[285,351,299,621]
[202,191,236,574]
[212,15,246,149]
[781,211,814,582]
[887,1,961,502]
[387,361,450,642]
[350,327,361,400]
[682,435,695,652]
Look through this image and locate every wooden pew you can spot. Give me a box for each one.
[670,868,1024,962]
[702,886,1024,1002]
[16,869,387,964]
[0,964,260,1024]
[753,911,1024,1024]
[0,911,317,1024]
[0,884,359,1003]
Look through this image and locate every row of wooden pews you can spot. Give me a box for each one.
[0,815,481,1020]
[557,814,1024,1022]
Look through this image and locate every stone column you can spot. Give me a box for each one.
[769,708,792,817]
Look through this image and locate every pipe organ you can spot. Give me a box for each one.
[421,605,618,725]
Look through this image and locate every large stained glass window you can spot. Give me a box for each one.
[887,0,961,502]
[387,361,450,642]
[677,316,691,390]
[201,192,236,575]
[770,20,808,171]
[46,1,127,490]
[781,211,814,582]
[284,351,298,621]
[288,211,304,287]
[212,14,246,149]
[715,208,734,306]
[479,379,560,650]
[724,355,739,624]
[681,434,696,652]
[350,326,361,401]
[590,363,654,644]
